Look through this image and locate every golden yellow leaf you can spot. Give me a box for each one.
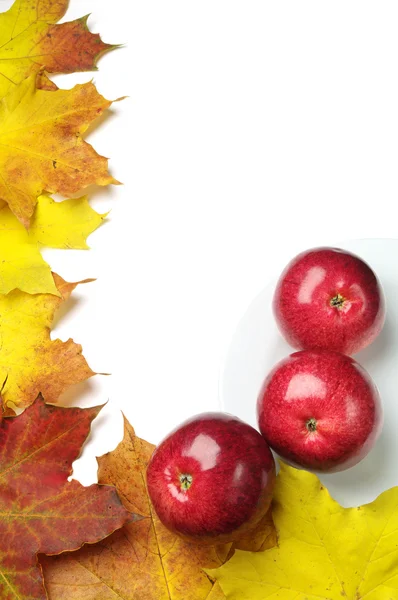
[0,273,95,411]
[0,195,105,295]
[205,583,227,600]
[0,0,67,46]
[0,74,117,227]
[30,195,106,249]
[209,462,398,599]
[0,0,114,100]
[41,418,277,600]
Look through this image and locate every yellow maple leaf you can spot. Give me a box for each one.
[0,0,114,100]
[0,195,105,295]
[209,462,398,599]
[206,583,227,600]
[0,74,118,227]
[41,418,277,600]
[0,273,95,411]
[30,195,107,249]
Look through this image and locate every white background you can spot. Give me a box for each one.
[2,0,398,484]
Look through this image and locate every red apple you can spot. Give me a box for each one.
[273,247,385,355]
[257,350,382,472]
[146,412,275,544]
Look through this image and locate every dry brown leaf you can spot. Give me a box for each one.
[42,417,277,599]
[233,506,277,553]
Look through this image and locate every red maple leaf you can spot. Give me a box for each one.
[0,397,133,600]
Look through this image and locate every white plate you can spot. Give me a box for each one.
[220,239,398,507]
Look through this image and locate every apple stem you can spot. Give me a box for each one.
[330,293,345,309]
[306,418,317,432]
[179,473,193,491]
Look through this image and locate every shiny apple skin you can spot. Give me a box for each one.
[257,350,383,473]
[146,413,275,544]
[273,247,386,355]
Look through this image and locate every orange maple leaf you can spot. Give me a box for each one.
[41,418,277,600]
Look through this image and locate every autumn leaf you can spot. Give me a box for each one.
[42,419,232,600]
[206,583,227,600]
[41,417,277,600]
[0,272,95,411]
[30,195,106,249]
[0,74,118,227]
[0,0,115,100]
[0,195,106,295]
[209,462,398,599]
[0,396,134,600]
[232,508,276,554]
